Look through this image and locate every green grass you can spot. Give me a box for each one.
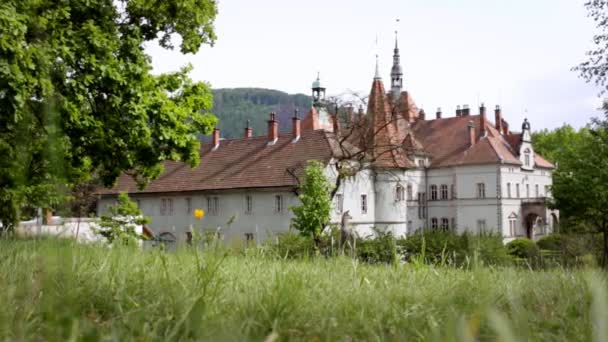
[0,238,605,341]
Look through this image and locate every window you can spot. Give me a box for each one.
[507,183,511,198]
[406,184,413,200]
[440,184,448,200]
[524,148,531,167]
[275,195,284,214]
[160,198,173,216]
[361,194,368,214]
[526,184,530,198]
[245,195,253,215]
[185,197,192,214]
[508,213,518,236]
[417,159,425,167]
[451,184,456,199]
[441,218,449,231]
[207,196,219,215]
[545,185,550,197]
[516,184,520,198]
[431,218,438,230]
[477,219,487,233]
[430,185,438,201]
[535,184,539,198]
[476,183,486,199]
[395,185,405,202]
[245,233,254,242]
[335,194,344,213]
[417,192,426,219]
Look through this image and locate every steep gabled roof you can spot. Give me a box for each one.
[98,130,335,195]
[411,115,520,167]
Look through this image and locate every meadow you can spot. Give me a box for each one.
[0,238,605,341]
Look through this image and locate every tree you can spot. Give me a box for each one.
[532,125,588,165]
[574,1,608,94]
[551,110,608,267]
[97,192,150,245]
[0,0,219,231]
[290,161,333,248]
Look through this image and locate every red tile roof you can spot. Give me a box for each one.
[98,130,335,195]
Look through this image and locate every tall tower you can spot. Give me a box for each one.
[390,32,403,100]
[312,72,326,107]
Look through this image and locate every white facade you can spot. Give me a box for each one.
[98,157,557,244]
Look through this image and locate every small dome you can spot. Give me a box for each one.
[312,73,324,89]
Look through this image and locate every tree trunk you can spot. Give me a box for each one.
[603,230,608,269]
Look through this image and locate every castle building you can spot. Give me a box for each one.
[97,38,558,243]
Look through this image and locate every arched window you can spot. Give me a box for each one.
[524,148,531,167]
[430,185,438,201]
[508,212,518,237]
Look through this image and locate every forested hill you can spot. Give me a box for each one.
[211,88,313,139]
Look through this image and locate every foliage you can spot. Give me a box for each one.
[537,233,603,267]
[290,161,333,246]
[0,238,607,341]
[551,110,608,267]
[574,0,608,94]
[506,238,540,259]
[97,193,149,245]
[532,124,588,164]
[211,88,312,139]
[536,234,564,251]
[399,231,512,266]
[356,229,399,264]
[0,0,219,231]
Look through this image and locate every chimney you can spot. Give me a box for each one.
[494,105,503,134]
[436,107,442,119]
[456,105,462,117]
[212,127,220,150]
[479,103,486,137]
[502,119,509,135]
[292,109,301,142]
[267,112,278,144]
[244,119,252,138]
[419,108,426,120]
[462,104,470,116]
[468,120,476,147]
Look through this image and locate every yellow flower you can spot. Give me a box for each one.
[194,209,205,220]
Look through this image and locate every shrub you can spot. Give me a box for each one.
[506,238,540,259]
[97,193,149,246]
[537,234,563,251]
[356,229,399,264]
[271,232,315,259]
[398,231,511,267]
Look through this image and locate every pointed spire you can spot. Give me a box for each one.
[374,54,381,80]
[391,28,403,100]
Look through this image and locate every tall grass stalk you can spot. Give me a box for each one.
[0,238,605,341]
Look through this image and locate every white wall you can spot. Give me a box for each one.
[99,189,299,244]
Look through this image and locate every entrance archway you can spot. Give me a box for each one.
[525,213,539,239]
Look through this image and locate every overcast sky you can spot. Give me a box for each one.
[145,0,603,131]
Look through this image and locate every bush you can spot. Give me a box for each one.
[356,229,399,264]
[398,231,511,267]
[506,238,540,259]
[271,233,316,259]
[537,234,563,251]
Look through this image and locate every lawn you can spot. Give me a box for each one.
[0,238,605,341]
